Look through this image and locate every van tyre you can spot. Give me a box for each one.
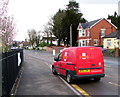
[66,73,74,84]
[94,78,101,81]
[52,67,57,75]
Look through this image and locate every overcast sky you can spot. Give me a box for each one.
[8,0,119,41]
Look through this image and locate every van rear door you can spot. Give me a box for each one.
[76,47,104,75]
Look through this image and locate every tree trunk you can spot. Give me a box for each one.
[58,39,61,46]
[50,39,52,44]
[66,40,69,47]
[47,33,49,44]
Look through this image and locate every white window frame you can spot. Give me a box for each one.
[94,39,98,46]
[82,30,86,37]
[107,39,111,47]
[79,29,86,37]
[80,40,86,46]
[79,29,82,37]
[101,29,106,37]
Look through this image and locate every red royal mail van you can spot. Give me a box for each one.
[52,47,105,83]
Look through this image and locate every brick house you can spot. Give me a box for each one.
[77,18,117,47]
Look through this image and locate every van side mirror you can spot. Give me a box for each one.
[54,57,59,61]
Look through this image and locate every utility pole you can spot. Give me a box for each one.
[70,24,72,47]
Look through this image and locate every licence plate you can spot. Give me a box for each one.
[79,69,90,72]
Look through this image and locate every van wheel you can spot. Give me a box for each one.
[66,73,73,84]
[94,78,101,81]
[52,67,57,75]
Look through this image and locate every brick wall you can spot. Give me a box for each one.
[46,47,65,53]
[90,19,116,46]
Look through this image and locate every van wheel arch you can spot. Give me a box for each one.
[66,70,69,76]
[52,65,54,68]
[52,66,57,75]
[66,70,74,84]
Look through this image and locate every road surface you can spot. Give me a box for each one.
[16,50,120,96]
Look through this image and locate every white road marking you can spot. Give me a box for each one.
[59,76,81,96]
[44,62,82,96]
[105,75,112,77]
[44,62,52,69]
[109,82,120,87]
[27,54,87,96]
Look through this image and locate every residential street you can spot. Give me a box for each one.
[1,0,120,97]
[16,50,119,96]
[16,50,77,95]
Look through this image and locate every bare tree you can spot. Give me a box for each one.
[43,20,54,44]
[27,29,43,48]
[27,29,37,48]
[35,31,43,47]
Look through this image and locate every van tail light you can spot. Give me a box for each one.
[99,62,101,66]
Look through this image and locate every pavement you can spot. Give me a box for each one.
[15,50,78,96]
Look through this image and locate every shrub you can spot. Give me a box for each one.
[38,42,49,47]
[108,49,116,53]
[38,42,56,47]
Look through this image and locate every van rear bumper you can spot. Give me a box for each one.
[72,73,105,79]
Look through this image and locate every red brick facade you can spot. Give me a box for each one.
[77,18,117,47]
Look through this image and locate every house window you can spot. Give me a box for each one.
[107,39,111,47]
[80,40,86,46]
[79,30,82,37]
[94,39,98,45]
[82,30,86,37]
[82,40,85,46]
[101,29,105,37]
[79,30,86,37]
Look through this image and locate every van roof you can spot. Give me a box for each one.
[63,46,101,51]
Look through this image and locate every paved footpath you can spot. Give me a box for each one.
[16,50,79,96]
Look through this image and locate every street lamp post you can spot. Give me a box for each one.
[70,24,72,47]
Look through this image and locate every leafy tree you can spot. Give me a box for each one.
[108,12,120,30]
[67,0,79,10]
[52,0,87,46]
[52,9,66,45]
[118,16,120,30]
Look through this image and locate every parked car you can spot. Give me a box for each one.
[52,47,105,83]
